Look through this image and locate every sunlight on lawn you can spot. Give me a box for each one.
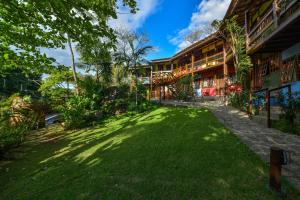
[1,107,299,200]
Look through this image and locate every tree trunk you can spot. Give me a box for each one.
[96,65,100,83]
[134,66,138,108]
[67,35,79,95]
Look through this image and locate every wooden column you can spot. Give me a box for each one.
[223,44,228,97]
[191,54,195,90]
[159,86,162,103]
[150,65,153,101]
[163,86,166,100]
[245,10,250,49]
[267,90,271,128]
[249,91,253,115]
[269,147,283,193]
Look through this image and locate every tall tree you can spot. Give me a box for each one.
[67,35,79,95]
[0,0,137,75]
[76,39,113,83]
[212,17,252,88]
[114,30,154,106]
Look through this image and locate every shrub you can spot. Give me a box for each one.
[278,91,300,125]
[0,94,39,155]
[228,90,249,112]
[272,119,300,135]
[0,121,36,155]
[57,96,92,129]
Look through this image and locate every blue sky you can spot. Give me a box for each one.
[44,0,230,66]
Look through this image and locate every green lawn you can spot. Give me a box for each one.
[0,107,299,200]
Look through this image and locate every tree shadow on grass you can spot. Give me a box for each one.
[0,107,299,200]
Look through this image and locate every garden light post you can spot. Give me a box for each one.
[269,146,291,193]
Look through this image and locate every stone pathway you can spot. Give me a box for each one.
[161,100,300,191]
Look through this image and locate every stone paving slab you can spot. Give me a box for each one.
[161,100,300,191]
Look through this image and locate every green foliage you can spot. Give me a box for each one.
[228,91,250,112]
[0,94,39,154]
[0,122,33,155]
[213,16,252,88]
[112,64,128,85]
[78,76,106,110]
[272,119,300,136]
[0,94,19,123]
[277,91,300,126]
[0,68,41,97]
[0,0,137,72]
[225,16,252,88]
[57,96,92,130]
[39,68,73,107]
[77,39,113,83]
[1,107,300,199]
[114,30,154,106]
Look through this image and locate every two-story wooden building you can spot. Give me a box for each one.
[149,33,239,100]
[225,0,300,92]
[139,0,300,102]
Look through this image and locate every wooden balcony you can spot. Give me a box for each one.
[247,0,300,53]
[151,52,224,86]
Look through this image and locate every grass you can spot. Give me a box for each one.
[0,107,299,200]
[272,119,300,136]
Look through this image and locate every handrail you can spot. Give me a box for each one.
[253,88,268,94]
[279,0,298,16]
[152,70,172,74]
[194,59,206,67]
[268,83,292,93]
[249,8,273,37]
[152,52,225,86]
[206,52,223,60]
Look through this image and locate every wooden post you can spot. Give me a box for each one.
[150,65,153,101]
[245,10,250,49]
[288,84,292,123]
[267,90,271,128]
[159,85,162,103]
[288,84,292,98]
[191,54,195,93]
[249,90,253,115]
[163,86,166,100]
[269,147,283,193]
[223,44,228,99]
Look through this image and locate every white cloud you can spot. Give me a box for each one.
[109,0,159,31]
[169,0,230,51]
[41,44,80,67]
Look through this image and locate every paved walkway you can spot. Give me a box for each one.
[161,100,300,191]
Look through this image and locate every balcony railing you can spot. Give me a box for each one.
[151,52,225,86]
[248,8,274,50]
[207,52,224,67]
[194,59,206,68]
[247,0,300,51]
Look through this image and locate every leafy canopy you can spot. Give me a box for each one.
[0,0,137,73]
[76,38,113,83]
